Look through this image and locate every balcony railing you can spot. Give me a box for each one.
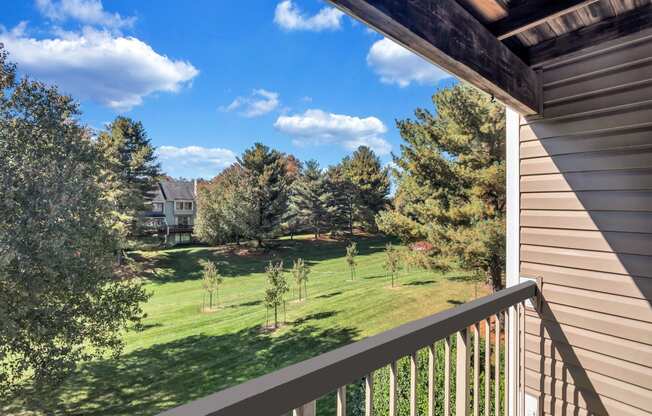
[167,224,193,234]
[159,281,537,416]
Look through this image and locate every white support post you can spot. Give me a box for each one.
[506,107,521,416]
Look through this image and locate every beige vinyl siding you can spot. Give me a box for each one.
[520,29,652,415]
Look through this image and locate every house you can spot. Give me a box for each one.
[142,180,197,245]
[160,2,652,416]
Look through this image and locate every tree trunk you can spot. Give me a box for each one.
[489,260,503,291]
[274,305,278,328]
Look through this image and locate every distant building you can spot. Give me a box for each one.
[141,180,197,245]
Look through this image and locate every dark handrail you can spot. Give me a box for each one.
[159,281,537,416]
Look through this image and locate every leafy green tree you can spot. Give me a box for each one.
[239,143,288,246]
[377,85,506,290]
[264,261,289,328]
[326,164,358,235]
[291,258,310,301]
[201,260,223,310]
[342,146,390,231]
[287,160,333,238]
[96,116,161,246]
[195,164,257,245]
[383,243,401,287]
[0,46,149,395]
[345,242,358,280]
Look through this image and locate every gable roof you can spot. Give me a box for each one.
[159,180,195,201]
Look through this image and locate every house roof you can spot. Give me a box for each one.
[159,181,195,201]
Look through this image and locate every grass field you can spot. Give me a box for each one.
[6,235,489,416]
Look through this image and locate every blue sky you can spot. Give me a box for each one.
[2,0,456,178]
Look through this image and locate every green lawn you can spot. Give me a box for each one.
[6,235,488,416]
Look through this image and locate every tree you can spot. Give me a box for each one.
[287,160,333,239]
[383,243,401,287]
[96,116,161,247]
[239,143,288,246]
[201,260,223,310]
[195,164,257,245]
[291,258,310,301]
[264,261,289,328]
[0,46,149,395]
[345,242,358,280]
[326,165,358,235]
[377,84,506,290]
[342,146,390,231]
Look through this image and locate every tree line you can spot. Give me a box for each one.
[195,144,391,245]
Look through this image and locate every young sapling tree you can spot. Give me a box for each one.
[345,242,358,280]
[264,261,289,328]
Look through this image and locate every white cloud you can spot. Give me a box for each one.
[220,89,280,118]
[156,145,237,179]
[0,25,199,111]
[367,37,451,87]
[35,0,136,29]
[274,0,344,31]
[274,109,391,155]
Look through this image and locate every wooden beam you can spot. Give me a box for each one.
[528,4,652,66]
[456,0,507,23]
[327,0,541,115]
[489,0,599,40]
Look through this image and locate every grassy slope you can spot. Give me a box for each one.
[7,236,488,416]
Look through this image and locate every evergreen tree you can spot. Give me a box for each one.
[377,85,506,290]
[287,160,333,238]
[342,146,390,231]
[239,143,288,246]
[326,165,358,235]
[0,47,148,394]
[96,116,161,245]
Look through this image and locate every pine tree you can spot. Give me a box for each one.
[286,160,333,239]
[326,165,358,235]
[96,116,161,246]
[239,143,288,246]
[377,84,506,290]
[342,146,390,231]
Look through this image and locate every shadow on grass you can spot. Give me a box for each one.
[293,311,338,325]
[404,279,436,286]
[315,291,342,299]
[138,236,389,284]
[227,300,262,308]
[12,323,360,416]
[447,299,464,305]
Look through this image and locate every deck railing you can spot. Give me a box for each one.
[159,281,537,416]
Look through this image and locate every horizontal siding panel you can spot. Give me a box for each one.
[529,302,652,342]
[520,191,652,211]
[521,262,652,299]
[542,36,652,85]
[521,210,652,233]
[520,128,652,158]
[525,315,652,366]
[520,105,652,139]
[524,351,652,411]
[521,227,652,256]
[525,337,652,390]
[521,245,652,277]
[520,170,652,192]
[544,58,652,102]
[520,148,652,175]
[525,370,650,416]
[544,82,652,118]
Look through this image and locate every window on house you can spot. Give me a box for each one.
[152,203,163,212]
[175,201,193,211]
[184,201,193,210]
[177,216,191,226]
